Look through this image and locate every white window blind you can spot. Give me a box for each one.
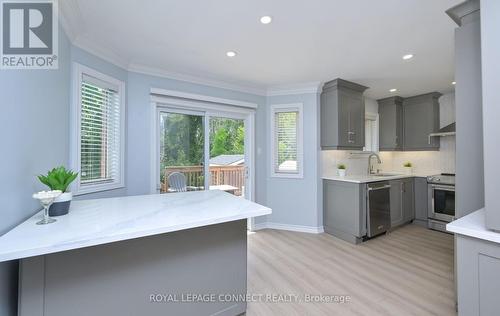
[80,74,121,186]
[71,63,125,195]
[275,111,298,173]
[270,104,303,178]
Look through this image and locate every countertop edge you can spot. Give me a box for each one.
[446,209,500,244]
[322,174,430,183]
[0,207,271,263]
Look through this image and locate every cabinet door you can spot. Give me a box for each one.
[403,94,440,150]
[379,98,403,151]
[395,103,404,150]
[348,93,365,148]
[390,180,404,227]
[379,103,396,150]
[338,89,364,148]
[402,178,415,222]
[337,91,350,147]
[349,95,365,148]
[414,177,428,221]
[320,91,340,148]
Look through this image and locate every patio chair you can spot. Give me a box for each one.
[167,172,187,192]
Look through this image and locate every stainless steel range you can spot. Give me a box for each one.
[427,173,455,233]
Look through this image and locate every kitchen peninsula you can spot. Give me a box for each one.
[0,190,271,316]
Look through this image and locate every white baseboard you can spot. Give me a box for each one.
[252,222,324,234]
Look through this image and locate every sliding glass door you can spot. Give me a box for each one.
[159,110,205,193]
[157,109,252,200]
[208,116,247,197]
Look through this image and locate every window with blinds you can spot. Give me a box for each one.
[271,104,303,178]
[72,64,125,194]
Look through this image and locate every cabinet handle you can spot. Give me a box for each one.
[348,131,355,143]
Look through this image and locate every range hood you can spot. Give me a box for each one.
[429,122,456,138]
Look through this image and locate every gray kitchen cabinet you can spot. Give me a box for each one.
[390,180,404,227]
[403,92,441,151]
[390,178,414,228]
[414,177,428,226]
[323,179,367,244]
[321,78,369,150]
[402,178,415,223]
[378,96,404,151]
[455,232,500,315]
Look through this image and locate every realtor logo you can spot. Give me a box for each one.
[1,0,58,69]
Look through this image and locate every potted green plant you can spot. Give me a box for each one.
[38,167,78,216]
[403,162,413,175]
[337,163,347,177]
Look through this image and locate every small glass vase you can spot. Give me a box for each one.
[33,191,61,225]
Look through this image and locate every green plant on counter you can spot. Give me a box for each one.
[38,166,78,192]
[337,163,347,170]
[403,162,413,168]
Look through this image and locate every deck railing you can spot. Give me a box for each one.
[162,165,245,196]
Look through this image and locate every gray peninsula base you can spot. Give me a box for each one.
[18,220,247,316]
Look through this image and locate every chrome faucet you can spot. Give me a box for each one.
[367,153,382,175]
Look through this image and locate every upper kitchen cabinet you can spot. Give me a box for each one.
[378,96,404,151]
[403,92,441,151]
[321,79,369,150]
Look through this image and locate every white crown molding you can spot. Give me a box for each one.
[150,88,258,108]
[73,35,130,70]
[266,82,323,96]
[129,63,267,96]
[252,222,324,234]
[446,0,480,26]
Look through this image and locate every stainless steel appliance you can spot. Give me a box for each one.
[367,182,391,237]
[427,173,455,233]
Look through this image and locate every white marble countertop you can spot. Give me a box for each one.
[0,190,271,262]
[322,172,432,183]
[447,208,500,244]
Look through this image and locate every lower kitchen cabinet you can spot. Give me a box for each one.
[414,177,428,226]
[455,233,500,315]
[323,179,366,244]
[323,177,417,244]
[390,178,414,228]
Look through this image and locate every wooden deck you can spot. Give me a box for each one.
[162,165,245,195]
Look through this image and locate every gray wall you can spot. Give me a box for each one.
[481,0,500,230]
[260,93,322,230]
[0,28,71,316]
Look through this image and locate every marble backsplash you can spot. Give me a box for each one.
[321,137,456,177]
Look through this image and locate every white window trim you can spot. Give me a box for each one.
[70,63,126,195]
[270,103,304,179]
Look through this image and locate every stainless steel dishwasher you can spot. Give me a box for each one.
[367,181,391,238]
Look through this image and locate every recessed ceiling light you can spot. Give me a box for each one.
[402,54,414,60]
[260,16,272,24]
[452,81,456,85]
[226,51,237,57]
[390,88,397,93]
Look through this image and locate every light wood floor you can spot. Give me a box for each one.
[247,224,455,316]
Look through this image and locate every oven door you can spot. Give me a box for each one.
[428,184,455,222]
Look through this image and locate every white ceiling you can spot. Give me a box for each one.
[61,0,462,99]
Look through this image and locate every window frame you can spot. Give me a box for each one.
[363,113,379,153]
[70,63,126,195]
[269,103,304,179]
